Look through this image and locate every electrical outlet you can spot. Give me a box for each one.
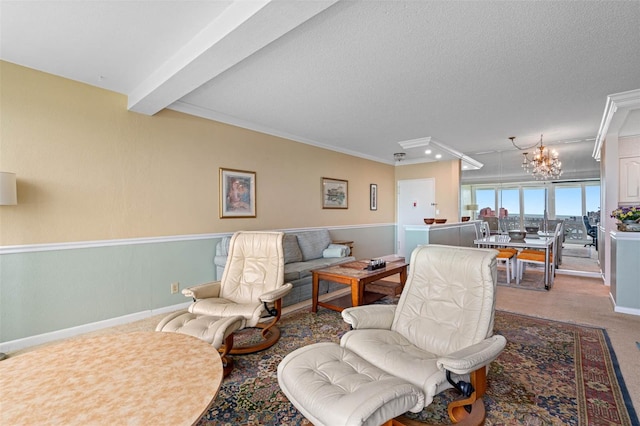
[170,282,179,294]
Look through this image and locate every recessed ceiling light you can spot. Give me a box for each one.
[435,154,442,159]
[425,149,432,154]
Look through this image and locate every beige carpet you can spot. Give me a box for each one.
[496,274,640,414]
[558,243,601,273]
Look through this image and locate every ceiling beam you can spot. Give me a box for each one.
[128,0,339,115]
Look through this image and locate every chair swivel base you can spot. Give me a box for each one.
[228,323,281,355]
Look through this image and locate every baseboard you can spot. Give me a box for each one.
[0,302,191,354]
[556,268,601,278]
[612,304,640,317]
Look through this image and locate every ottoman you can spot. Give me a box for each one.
[156,311,245,376]
[277,342,425,426]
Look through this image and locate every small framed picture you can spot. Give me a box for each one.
[370,184,378,210]
[219,168,256,218]
[322,177,348,209]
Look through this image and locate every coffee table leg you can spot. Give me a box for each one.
[312,273,319,313]
[399,266,408,289]
[351,279,362,307]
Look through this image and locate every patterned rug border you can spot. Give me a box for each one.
[494,309,639,425]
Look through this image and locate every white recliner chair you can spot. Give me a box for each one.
[278,245,506,426]
[158,231,293,374]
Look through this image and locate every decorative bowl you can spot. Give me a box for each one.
[424,218,435,225]
[508,230,527,240]
[525,226,539,233]
[461,216,471,222]
[435,219,447,224]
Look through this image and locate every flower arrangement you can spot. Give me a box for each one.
[610,205,640,222]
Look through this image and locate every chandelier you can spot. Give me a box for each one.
[509,135,562,180]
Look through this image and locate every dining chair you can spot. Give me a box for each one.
[496,248,517,284]
[516,223,561,286]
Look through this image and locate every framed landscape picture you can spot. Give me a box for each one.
[219,168,256,218]
[322,177,348,209]
[370,184,377,210]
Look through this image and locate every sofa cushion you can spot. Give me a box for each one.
[296,229,332,261]
[283,234,303,264]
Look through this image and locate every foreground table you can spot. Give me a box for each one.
[0,331,223,425]
[312,255,408,312]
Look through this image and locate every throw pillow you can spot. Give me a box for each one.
[296,229,332,261]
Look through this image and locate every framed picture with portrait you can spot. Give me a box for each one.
[322,177,348,209]
[219,168,256,218]
[370,184,377,210]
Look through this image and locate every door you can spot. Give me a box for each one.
[397,178,436,257]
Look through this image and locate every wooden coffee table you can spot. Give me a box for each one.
[311,255,408,313]
[0,331,223,425]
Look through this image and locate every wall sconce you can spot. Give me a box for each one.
[0,172,18,205]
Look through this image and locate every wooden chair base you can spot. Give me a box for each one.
[228,323,281,355]
[448,392,482,424]
[229,302,284,355]
[384,366,488,425]
[219,333,234,377]
[386,398,485,426]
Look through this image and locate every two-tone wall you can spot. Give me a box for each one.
[0,61,457,351]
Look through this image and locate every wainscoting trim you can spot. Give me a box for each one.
[0,223,396,255]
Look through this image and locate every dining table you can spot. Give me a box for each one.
[474,234,555,290]
[0,331,223,425]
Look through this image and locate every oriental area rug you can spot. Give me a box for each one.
[197,307,638,426]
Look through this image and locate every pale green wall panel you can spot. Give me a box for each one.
[1,238,218,341]
[1,226,397,343]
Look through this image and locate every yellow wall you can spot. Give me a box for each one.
[395,161,461,221]
[0,61,396,245]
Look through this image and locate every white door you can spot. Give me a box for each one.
[397,178,436,257]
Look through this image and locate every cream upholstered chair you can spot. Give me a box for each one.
[278,245,506,425]
[182,231,292,354]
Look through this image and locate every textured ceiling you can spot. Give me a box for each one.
[2,0,639,179]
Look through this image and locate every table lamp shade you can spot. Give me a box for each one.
[0,172,17,205]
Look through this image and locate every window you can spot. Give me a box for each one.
[499,188,520,215]
[585,185,601,219]
[476,189,495,212]
[521,187,546,228]
[467,180,600,244]
[523,188,546,216]
[555,186,582,219]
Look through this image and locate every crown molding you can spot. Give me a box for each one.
[593,88,640,160]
